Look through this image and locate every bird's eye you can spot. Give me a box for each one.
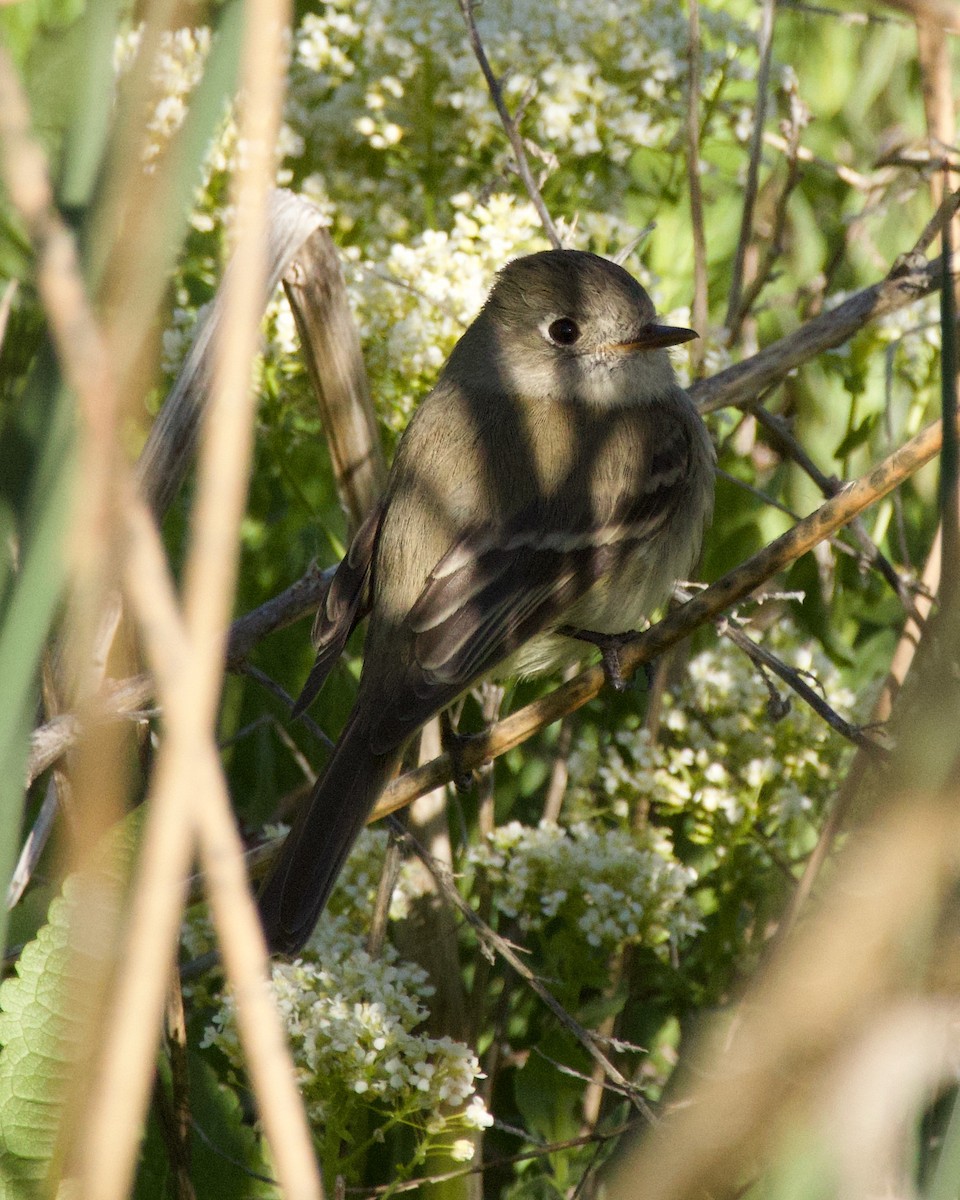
[547,318,581,346]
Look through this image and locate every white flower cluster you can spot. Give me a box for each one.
[196,832,492,1173]
[114,25,212,166]
[574,623,859,850]
[141,0,761,430]
[469,819,701,953]
[284,0,757,240]
[342,194,560,428]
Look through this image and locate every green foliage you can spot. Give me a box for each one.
[0,814,138,1194]
[0,0,954,1195]
[0,345,74,959]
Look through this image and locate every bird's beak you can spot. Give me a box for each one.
[610,323,699,352]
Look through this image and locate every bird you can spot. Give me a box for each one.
[258,248,715,955]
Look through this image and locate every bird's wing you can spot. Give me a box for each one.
[369,418,697,750]
[292,497,385,718]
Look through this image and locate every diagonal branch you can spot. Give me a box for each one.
[693,249,954,413]
[369,412,952,821]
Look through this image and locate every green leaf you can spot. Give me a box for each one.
[0,343,75,957]
[0,814,140,1194]
[834,412,879,462]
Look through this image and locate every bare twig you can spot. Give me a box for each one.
[342,1123,636,1195]
[457,0,562,248]
[725,0,777,334]
[25,675,154,785]
[693,251,953,414]
[731,83,808,338]
[388,818,657,1124]
[6,777,60,907]
[749,403,923,617]
[763,130,888,191]
[368,412,952,820]
[716,617,887,752]
[685,0,708,378]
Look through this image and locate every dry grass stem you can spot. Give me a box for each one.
[282,226,387,530]
[606,791,960,1200]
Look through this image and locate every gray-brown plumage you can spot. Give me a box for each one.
[258,249,715,954]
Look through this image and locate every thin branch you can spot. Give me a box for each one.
[342,1123,636,1195]
[368,412,952,821]
[685,0,708,378]
[716,616,887,752]
[749,402,924,618]
[762,131,890,191]
[26,675,154,785]
[725,0,777,333]
[6,777,60,907]
[729,82,808,341]
[693,250,954,414]
[387,818,657,1125]
[457,0,562,248]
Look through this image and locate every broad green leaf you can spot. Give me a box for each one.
[0,344,74,957]
[0,815,139,1195]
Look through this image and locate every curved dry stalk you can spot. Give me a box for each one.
[137,190,326,520]
[282,227,387,531]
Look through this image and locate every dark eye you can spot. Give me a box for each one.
[547,318,580,346]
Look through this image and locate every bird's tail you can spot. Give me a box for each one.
[257,712,403,955]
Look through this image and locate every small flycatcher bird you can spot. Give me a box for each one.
[258,249,715,954]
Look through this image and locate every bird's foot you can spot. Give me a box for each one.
[557,626,641,692]
[440,708,478,793]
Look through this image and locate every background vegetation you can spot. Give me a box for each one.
[0,0,958,1196]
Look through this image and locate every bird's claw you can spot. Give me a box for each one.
[440,709,477,793]
[558,625,640,692]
